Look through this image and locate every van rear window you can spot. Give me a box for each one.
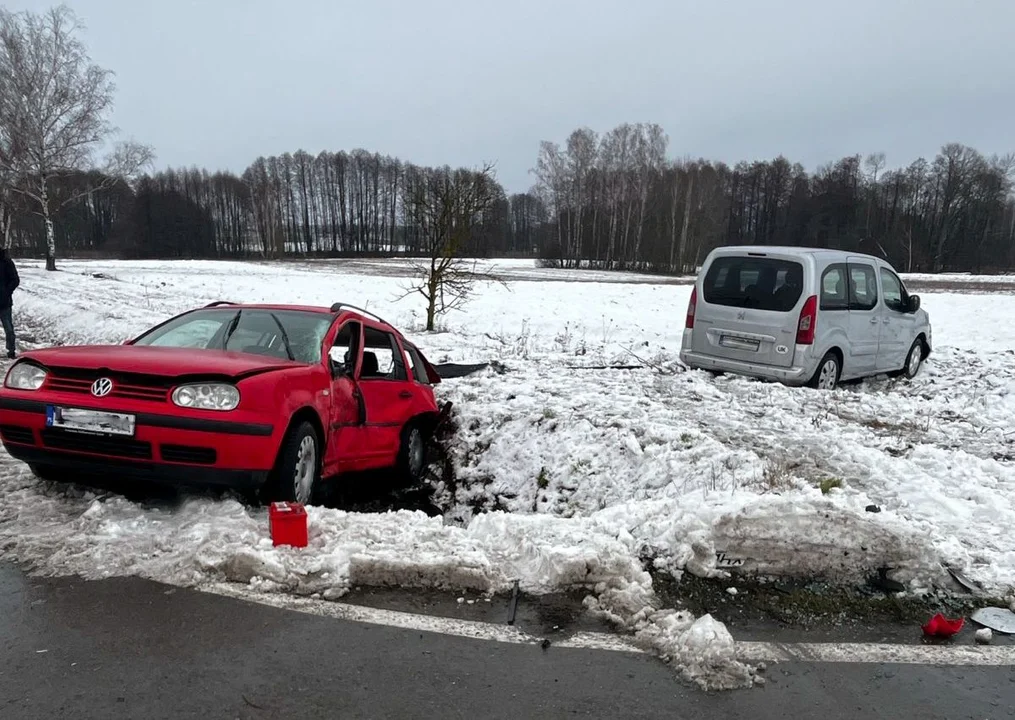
[702,257,804,312]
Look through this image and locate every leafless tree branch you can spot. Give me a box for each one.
[0,4,152,268]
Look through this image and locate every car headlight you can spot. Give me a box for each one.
[5,362,47,391]
[171,383,240,411]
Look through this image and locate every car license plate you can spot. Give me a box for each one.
[719,335,760,351]
[45,406,136,436]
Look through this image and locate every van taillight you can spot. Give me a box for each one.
[686,286,697,329]
[796,295,817,345]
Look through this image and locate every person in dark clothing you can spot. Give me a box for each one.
[0,247,19,359]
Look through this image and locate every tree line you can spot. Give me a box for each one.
[8,133,1013,274]
[534,125,1015,274]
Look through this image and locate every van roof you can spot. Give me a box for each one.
[709,245,882,263]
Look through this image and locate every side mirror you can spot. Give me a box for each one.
[908,294,921,313]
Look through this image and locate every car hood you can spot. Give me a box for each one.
[20,345,300,379]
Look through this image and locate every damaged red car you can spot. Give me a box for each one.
[0,302,445,504]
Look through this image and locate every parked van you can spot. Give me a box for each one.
[679,246,932,390]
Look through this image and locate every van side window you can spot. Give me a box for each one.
[847,264,878,311]
[820,265,848,311]
[880,268,907,312]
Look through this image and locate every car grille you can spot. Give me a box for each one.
[45,370,170,403]
[160,445,217,465]
[0,425,35,445]
[41,429,153,460]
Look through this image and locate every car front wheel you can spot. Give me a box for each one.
[271,421,320,505]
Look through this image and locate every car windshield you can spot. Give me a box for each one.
[702,256,804,312]
[132,308,332,364]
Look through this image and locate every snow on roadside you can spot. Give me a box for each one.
[3,258,1015,688]
[0,465,755,688]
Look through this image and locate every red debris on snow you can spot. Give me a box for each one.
[921,613,964,638]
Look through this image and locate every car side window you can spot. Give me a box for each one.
[328,321,361,373]
[847,264,878,311]
[820,265,848,311]
[361,327,408,381]
[405,346,430,385]
[880,268,907,313]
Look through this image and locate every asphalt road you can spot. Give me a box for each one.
[3,563,1015,719]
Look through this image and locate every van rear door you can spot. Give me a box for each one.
[690,253,804,369]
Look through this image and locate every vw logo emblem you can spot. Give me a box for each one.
[91,377,114,397]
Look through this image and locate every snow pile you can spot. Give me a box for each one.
[0,468,755,688]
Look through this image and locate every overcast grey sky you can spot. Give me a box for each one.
[7,0,1015,191]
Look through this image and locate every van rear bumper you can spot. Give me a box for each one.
[680,349,814,386]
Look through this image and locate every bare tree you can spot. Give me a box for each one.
[401,163,500,331]
[0,5,152,269]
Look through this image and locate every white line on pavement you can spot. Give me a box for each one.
[736,640,1015,666]
[204,583,1015,667]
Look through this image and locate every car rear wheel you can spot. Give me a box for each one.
[809,352,840,390]
[271,421,320,505]
[397,421,428,485]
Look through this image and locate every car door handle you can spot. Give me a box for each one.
[870,317,879,324]
[399,391,413,399]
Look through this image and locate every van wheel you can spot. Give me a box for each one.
[895,340,925,380]
[809,352,840,390]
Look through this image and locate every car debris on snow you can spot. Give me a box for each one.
[971,607,1015,635]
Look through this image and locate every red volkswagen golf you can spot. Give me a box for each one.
[0,302,444,504]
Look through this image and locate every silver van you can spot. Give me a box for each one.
[679,246,932,390]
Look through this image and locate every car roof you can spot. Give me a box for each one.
[204,302,333,314]
[710,245,883,264]
[198,302,404,335]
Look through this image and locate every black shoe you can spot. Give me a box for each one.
[6,351,14,359]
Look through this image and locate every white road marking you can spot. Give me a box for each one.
[204,583,1014,667]
[737,640,1015,666]
[206,583,539,646]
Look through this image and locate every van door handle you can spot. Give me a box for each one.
[869,317,879,324]
[399,390,413,399]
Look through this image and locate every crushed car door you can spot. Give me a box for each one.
[322,319,363,475]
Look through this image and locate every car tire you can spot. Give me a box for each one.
[271,421,320,506]
[397,420,428,486]
[808,352,840,390]
[896,340,925,380]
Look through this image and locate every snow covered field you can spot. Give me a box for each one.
[1,257,1014,689]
